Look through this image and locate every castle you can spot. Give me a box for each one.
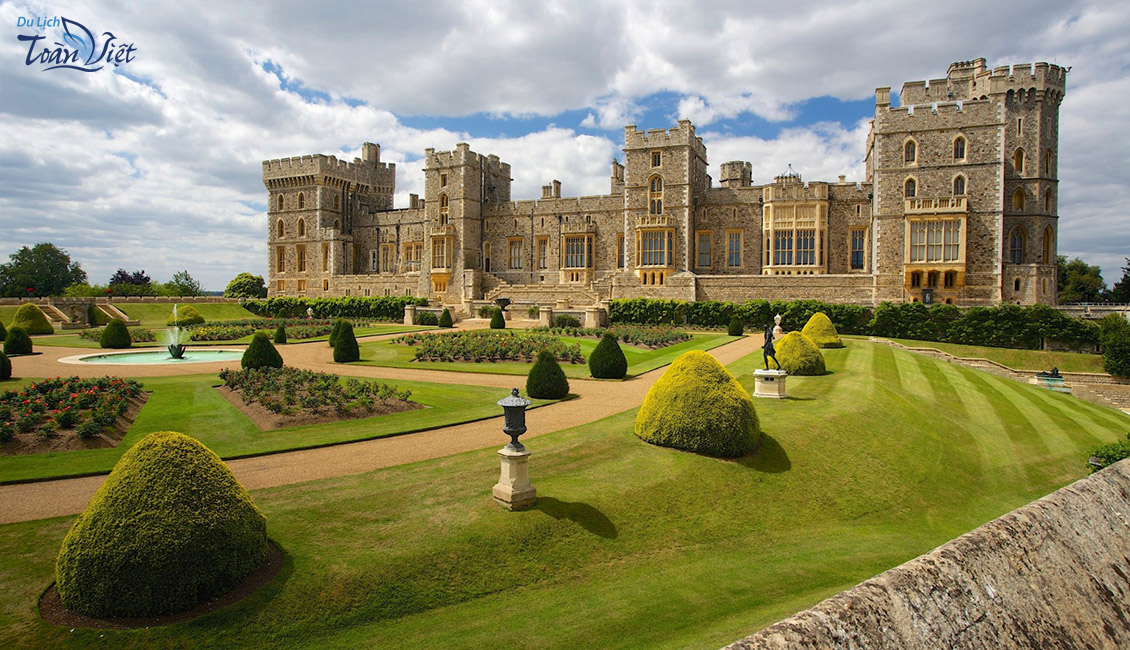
[263,58,1066,309]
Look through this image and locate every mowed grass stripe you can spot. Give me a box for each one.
[992,378,1103,460]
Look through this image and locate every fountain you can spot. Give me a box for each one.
[160,304,191,359]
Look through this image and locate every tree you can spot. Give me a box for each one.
[166,270,203,297]
[109,268,152,286]
[1109,258,1130,304]
[0,243,86,297]
[1057,256,1107,303]
[224,272,267,299]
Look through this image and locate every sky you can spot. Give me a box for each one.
[1,0,1128,291]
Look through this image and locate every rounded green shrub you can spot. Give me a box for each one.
[0,350,10,381]
[3,327,32,356]
[727,317,744,336]
[415,311,439,326]
[553,314,581,329]
[10,303,53,335]
[490,308,506,330]
[801,312,843,348]
[99,318,132,349]
[55,431,268,618]
[274,324,287,345]
[0,319,6,341]
[166,305,205,327]
[333,321,360,363]
[634,350,758,458]
[328,318,348,347]
[241,332,283,369]
[775,331,826,375]
[526,350,569,399]
[438,308,453,328]
[589,333,628,379]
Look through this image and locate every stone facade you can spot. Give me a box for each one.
[264,58,1066,309]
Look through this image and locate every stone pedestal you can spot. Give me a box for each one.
[403,304,416,325]
[493,446,536,510]
[555,298,571,310]
[754,369,788,399]
[539,307,554,328]
[584,306,606,329]
[502,309,512,321]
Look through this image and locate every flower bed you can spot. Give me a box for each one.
[79,327,156,343]
[189,318,368,342]
[395,330,585,364]
[530,325,691,349]
[0,376,146,454]
[218,367,413,418]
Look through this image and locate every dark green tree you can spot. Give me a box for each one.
[0,243,86,297]
[490,308,506,330]
[526,350,569,399]
[0,350,10,380]
[1058,256,1107,303]
[727,317,744,336]
[0,320,6,342]
[3,327,32,355]
[241,332,283,369]
[589,333,628,379]
[329,318,348,347]
[333,322,360,362]
[99,319,132,349]
[274,324,287,345]
[166,270,204,296]
[1108,258,1130,303]
[224,272,267,299]
[438,308,453,328]
[1099,314,1130,379]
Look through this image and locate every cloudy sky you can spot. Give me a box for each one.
[1,0,1127,291]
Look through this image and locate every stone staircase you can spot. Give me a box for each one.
[483,272,603,306]
[1072,384,1130,415]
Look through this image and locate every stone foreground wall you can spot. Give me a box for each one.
[724,459,1130,650]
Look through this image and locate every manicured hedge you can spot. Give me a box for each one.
[99,318,132,349]
[774,331,826,376]
[242,296,428,320]
[3,327,32,355]
[727,317,744,336]
[801,312,843,348]
[0,320,7,341]
[55,431,268,617]
[273,324,287,345]
[526,350,569,399]
[634,350,759,458]
[438,308,453,328]
[333,322,360,363]
[589,333,628,379]
[490,309,506,330]
[242,332,283,369]
[9,303,54,335]
[166,305,205,327]
[329,319,347,347]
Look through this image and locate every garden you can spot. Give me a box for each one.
[0,377,145,454]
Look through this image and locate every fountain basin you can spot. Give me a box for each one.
[60,349,245,366]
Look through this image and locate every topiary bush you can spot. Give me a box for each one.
[165,305,205,327]
[0,350,10,381]
[328,318,348,347]
[241,332,283,369]
[99,318,132,349]
[553,314,581,329]
[415,311,439,326]
[438,308,453,328]
[490,309,506,330]
[55,431,268,618]
[774,331,826,375]
[634,350,758,458]
[526,350,569,399]
[274,324,287,345]
[801,312,843,348]
[527,305,540,319]
[3,327,32,356]
[86,304,108,327]
[333,321,360,363]
[10,303,54,335]
[589,333,628,379]
[1088,433,1130,473]
[727,317,744,336]
[0,319,6,342]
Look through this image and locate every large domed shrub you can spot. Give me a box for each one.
[775,331,826,375]
[99,318,132,349]
[634,350,758,458]
[801,312,843,348]
[438,308,453,328]
[589,333,628,379]
[526,350,569,399]
[333,321,360,362]
[241,332,283,369]
[166,305,204,327]
[55,431,268,618]
[0,350,10,380]
[727,317,744,336]
[328,318,347,347]
[490,309,506,330]
[10,303,53,335]
[3,327,32,356]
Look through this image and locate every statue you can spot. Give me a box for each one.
[1036,366,1062,378]
[763,323,781,370]
[306,307,314,319]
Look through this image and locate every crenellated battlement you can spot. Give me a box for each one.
[897,59,1067,106]
[262,147,394,186]
[624,119,706,156]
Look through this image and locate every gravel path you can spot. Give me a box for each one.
[0,325,763,524]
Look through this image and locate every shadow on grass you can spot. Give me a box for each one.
[733,432,791,474]
[537,497,618,539]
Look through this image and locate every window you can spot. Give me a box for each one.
[277,219,285,238]
[851,229,866,270]
[277,195,284,211]
[1012,189,1025,211]
[910,272,922,288]
[909,220,961,263]
[1017,117,1022,135]
[297,279,306,292]
[333,195,340,210]
[1014,149,1025,175]
[927,271,939,288]
[796,229,816,265]
[1044,189,1052,212]
[482,242,491,272]
[563,235,592,268]
[1042,227,1053,264]
[440,173,447,187]
[617,233,625,268]
[439,194,449,225]
[369,249,378,272]
[380,244,395,273]
[276,279,286,292]
[773,231,793,265]
[944,271,956,288]
[1014,278,1021,291]
[322,243,329,272]
[297,245,306,272]
[537,237,548,270]
[276,246,286,272]
[297,192,304,209]
[322,279,329,291]
[953,175,966,196]
[727,230,742,267]
[297,219,306,237]
[404,242,423,271]
[904,140,916,164]
[1044,149,1052,175]
[904,178,916,198]
[651,151,661,167]
[1008,227,1026,264]
[638,230,671,266]
[648,176,663,215]
[696,231,711,267]
[953,137,966,161]
[508,238,523,270]
[431,238,449,269]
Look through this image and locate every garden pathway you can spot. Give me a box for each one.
[0,330,764,524]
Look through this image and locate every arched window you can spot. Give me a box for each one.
[1012,188,1025,211]
[439,194,449,225]
[277,195,285,211]
[1008,227,1026,264]
[297,192,305,209]
[648,176,663,215]
[953,175,966,196]
[1042,227,1053,264]
[483,241,491,272]
[276,219,285,238]
[1044,149,1052,175]
[904,178,916,199]
[1044,189,1052,212]
[297,219,306,237]
[953,136,966,161]
[333,195,340,210]
[1013,149,1025,175]
[904,140,917,164]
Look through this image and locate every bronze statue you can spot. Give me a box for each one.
[763,323,781,370]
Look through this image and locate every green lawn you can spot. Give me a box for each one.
[0,373,544,483]
[113,302,259,327]
[356,332,737,378]
[0,305,21,326]
[1,340,1125,648]
[38,324,430,349]
[865,336,1105,373]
